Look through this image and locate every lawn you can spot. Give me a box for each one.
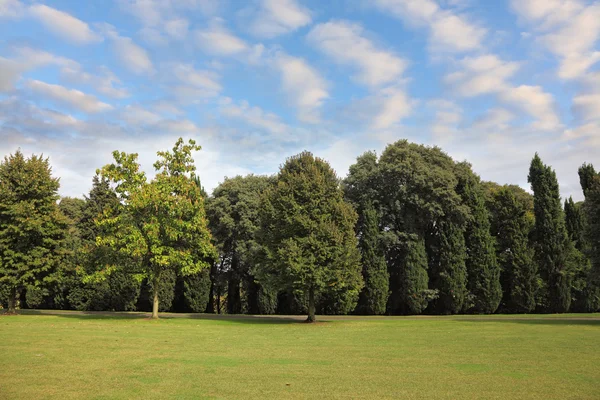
[1,311,599,399]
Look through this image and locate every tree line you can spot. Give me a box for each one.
[1,138,598,321]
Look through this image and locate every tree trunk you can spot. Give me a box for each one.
[152,281,159,319]
[306,288,316,323]
[7,287,17,314]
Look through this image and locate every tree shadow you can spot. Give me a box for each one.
[456,317,600,327]
[13,309,313,325]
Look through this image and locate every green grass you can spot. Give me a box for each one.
[1,311,599,399]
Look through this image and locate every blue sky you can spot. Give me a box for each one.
[0,0,599,200]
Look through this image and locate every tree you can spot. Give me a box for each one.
[456,165,501,314]
[0,151,67,314]
[528,154,571,313]
[96,138,216,319]
[429,220,468,314]
[564,197,585,251]
[206,175,274,314]
[490,188,537,313]
[355,204,388,315]
[578,163,600,310]
[256,151,362,322]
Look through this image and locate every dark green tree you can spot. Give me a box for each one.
[528,154,571,313]
[354,204,388,315]
[429,220,468,314]
[0,151,68,314]
[578,163,600,311]
[564,197,585,250]
[256,152,362,322]
[490,188,537,313]
[456,165,501,314]
[206,175,275,314]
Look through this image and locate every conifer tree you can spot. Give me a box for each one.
[528,154,571,313]
[0,151,67,314]
[456,166,501,314]
[492,188,537,313]
[430,220,468,314]
[355,204,388,315]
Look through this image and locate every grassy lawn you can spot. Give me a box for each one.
[1,311,599,399]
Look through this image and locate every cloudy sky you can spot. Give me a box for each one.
[0,0,598,200]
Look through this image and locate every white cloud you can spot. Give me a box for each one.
[372,0,486,53]
[219,98,289,136]
[171,64,221,93]
[28,4,101,45]
[273,53,329,123]
[0,47,78,92]
[500,85,560,130]
[165,18,189,39]
[61,66,129,99]
[511,0,600,80]
[245,0,312,38]
[27,80,113,113]
[471,108,515,131]
[307,20,407,87]
[195,23,249,56]
[0,57,24,92]
[445,55,520,96]
[119,104,163,126]
[371,86,412,130]
[572,93,600,122]
[0,0,24,18]
[112,36,154,75]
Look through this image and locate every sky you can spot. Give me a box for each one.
[0,0,599,201]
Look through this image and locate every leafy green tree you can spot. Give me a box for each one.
[528,154,571,313]
[256,152,362,322]
[96,138,216,319]
[65,176,140,312]
[355,204,389,315]
[456,165,501,314]
[490,188,537,313]
[0,151,68,314]
[206,175,275,314]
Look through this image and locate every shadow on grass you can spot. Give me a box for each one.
[12,309,311,325]
[456,317,600,326]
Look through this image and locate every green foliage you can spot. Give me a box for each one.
[256,151,362,321]
[490,188,537,313]
[429,220,468,314]
[183,269,212,313]
[355,204,389,315]
[96,138,216,318]
[564,197,585,250]
[578,164,600,311]
[206,175,274,314]
[528,154,571,313]
[456,165,501,314]
[0,150,68,313]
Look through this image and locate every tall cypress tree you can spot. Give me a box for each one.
[355,204,389,315]
[492,188,537,313]
[528,154,571,313]
[564,197,585,250]
[430,220,468,314]
[456,166,501,314]
[579,163,600,310]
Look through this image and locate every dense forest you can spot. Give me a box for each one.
[1,138,599,320]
